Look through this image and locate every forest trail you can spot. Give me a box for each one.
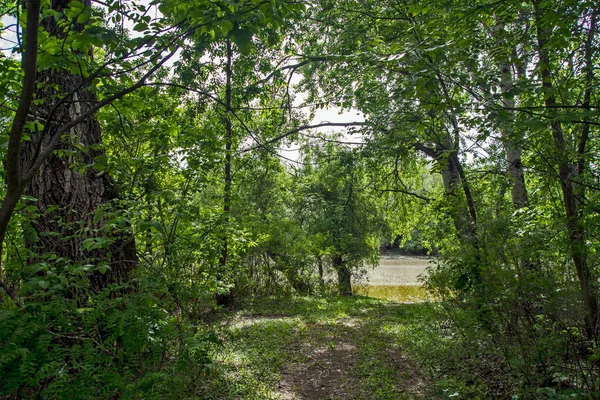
[274,314,430,399]
[209,297,435,399]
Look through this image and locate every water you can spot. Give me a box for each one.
[356,285,429,303]
[357,253,434,303]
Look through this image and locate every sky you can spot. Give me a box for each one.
[0,4,364,165]
[0,15,17,54]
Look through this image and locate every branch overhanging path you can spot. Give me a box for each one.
[240,122,369,154]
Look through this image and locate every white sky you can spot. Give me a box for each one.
[0,15,18,54]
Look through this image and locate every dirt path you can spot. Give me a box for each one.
[277,319,359,399]
[225,301,433,399]
[275,316,430,399]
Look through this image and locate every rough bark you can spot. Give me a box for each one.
[21,0,137,290]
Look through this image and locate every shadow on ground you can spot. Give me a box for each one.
[197,296,436,399]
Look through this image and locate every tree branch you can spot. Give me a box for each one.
[6,0,41,194]
[375,188,432,202]
[241,122,367,153]
[23,49,178,183]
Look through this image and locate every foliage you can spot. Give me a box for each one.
[0,288,182,399]
[192,296,438,399]
[1,0,599,396]
[295,142,389,294]
[296,0,600,395]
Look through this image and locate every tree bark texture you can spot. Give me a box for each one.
[493,19,529,210]
[21,0,137,290]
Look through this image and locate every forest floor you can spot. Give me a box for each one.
[190,296,472,399]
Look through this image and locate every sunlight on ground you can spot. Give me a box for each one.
[356,285,429,303]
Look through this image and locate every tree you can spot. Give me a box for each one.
[20,0,140,292]
[293,0,600,390]
[0,0,190,303]
[530,0,599,338]
[299,142,385,295]
[235,152,315,295]
[163,0,307,304]
[297,0,483,286]
[0,0,309,396]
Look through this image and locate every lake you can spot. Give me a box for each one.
[355,253,435,303]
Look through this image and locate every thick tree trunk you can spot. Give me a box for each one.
[21,0,137,290]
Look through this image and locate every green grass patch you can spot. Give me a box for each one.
[173,295,520,399]
[183,296,440,399]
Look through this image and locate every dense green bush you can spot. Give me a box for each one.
[0,277,222,399]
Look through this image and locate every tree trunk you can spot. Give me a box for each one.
[417,138,481,292]
[430,73,479,243]
[499,63,528,209]
[533,0,598,338]
[415,141,477,242]
[217,40,234,306]
[21,0,137,290]
[318,256,325,292]
[494,20,529,209]
[333,255,352,296]
[439,150,478,242]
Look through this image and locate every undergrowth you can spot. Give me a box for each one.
[3,294,581,399]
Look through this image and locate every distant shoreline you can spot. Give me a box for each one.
[380,248,439,257]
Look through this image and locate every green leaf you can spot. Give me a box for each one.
[65,0,85,19]
[221,20,234,35]
[232,29,253,55]
[24,205,38,213]
[93,155,108,170]
[133,22,148,32]
[98,265,111,274]
[76,12,90,24]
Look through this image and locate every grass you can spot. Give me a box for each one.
[177,296,433,399]
[173,295,511,399]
